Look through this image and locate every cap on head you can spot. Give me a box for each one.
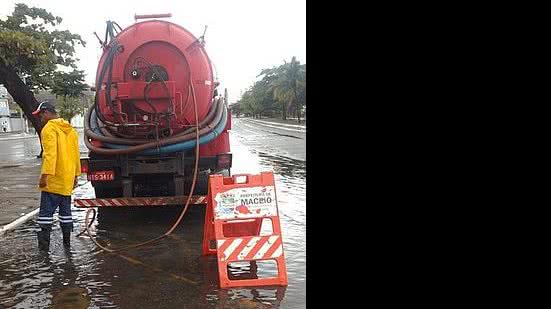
[32,101,56,116]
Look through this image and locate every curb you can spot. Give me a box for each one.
[0,208,39,236]
[245,118,306,129]
[242,119,306,133]
[0,180,90,237]
[0,135,37,142]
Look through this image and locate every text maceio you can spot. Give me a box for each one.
[241,196,273,205]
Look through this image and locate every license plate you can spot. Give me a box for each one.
[88,170,115,181]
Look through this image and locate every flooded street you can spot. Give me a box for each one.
[0,118,305,308]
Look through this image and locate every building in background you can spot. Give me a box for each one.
[1,84,28,133]
[1,85,14,132]
[0,85,92,133]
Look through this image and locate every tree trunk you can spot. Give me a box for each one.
[0,64,44,156]
[0,66,43,133]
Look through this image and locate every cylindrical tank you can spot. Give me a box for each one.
[95,20,215,138]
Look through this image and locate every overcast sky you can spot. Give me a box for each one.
[0,0,305,103]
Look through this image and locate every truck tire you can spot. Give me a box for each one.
[193,169,230,195]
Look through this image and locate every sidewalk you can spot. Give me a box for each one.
[264,117,306,127]
[236,116,305,127]
[0,132,37,141]
[0,159,42,231]
[239,117,306,130]
[0,129,89,235]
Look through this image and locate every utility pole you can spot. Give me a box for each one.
[224,88,228,107]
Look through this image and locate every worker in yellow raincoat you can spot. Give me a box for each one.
[33,101,81,251]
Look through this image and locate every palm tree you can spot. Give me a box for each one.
[268,57,305,121]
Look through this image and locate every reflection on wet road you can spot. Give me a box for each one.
[0,120,305,308]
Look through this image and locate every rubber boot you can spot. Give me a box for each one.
[61,226,71,248]
[37,226,51,251]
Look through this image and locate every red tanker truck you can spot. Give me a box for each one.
[79,14,232,207]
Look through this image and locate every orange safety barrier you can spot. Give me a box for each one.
[202,172,288,288]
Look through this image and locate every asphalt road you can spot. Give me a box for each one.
[231,118,305,162]
[0,119,306,308]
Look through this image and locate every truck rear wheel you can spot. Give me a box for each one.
[94,187,128,223]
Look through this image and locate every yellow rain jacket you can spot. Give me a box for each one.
[40,118,81,196]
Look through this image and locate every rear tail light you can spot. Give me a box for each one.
[81,159,89,174]
[216,153,232,169]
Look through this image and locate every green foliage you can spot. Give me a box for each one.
[57,94,91,123]
[236,57,306,121]
[51,69,87,98]
[0,3,87,135]
[0,3,86,90]
[229,102,242,117]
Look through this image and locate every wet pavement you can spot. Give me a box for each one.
[232,118,305,162]
[0,135,42,228]
[0,130,87,227]
[0,119,305,308]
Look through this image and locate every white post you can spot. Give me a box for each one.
[21,107,28,133]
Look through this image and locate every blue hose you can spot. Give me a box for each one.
[89,107,227,155]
